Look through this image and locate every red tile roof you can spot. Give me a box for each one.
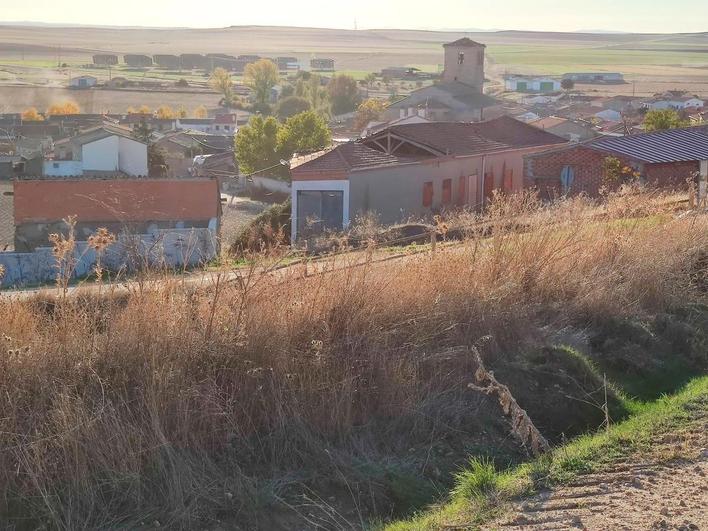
[14,179,219,224]
[293,143,419,173]
[382,115,566,156]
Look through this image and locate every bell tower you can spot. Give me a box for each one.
[442,38,485,92]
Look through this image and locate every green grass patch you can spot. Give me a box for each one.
[386,375,708,530]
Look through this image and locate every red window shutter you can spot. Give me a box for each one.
[423,181,433,207]
[442,178,452,204]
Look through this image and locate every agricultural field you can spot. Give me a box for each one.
[0,25,706,112]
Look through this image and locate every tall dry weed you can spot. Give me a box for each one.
[0,190,706,527]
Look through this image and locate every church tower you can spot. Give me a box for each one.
[442,38,485,92]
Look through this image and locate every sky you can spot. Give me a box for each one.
[3,0,708,34]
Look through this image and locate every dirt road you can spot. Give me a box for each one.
[490,417,708,531]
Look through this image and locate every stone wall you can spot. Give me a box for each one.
[0,228,217,289]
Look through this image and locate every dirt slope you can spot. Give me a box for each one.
[489,415,708,531]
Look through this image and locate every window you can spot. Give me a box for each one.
[215,125,220,131]
[422,181,433,208]
[458,52,465,65]
[442,178,452,204]
[53,162,59,169]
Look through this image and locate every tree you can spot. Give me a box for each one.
[46,101,80,116]
[644,109,688,132]
[295,73,330,116]
[209,67,234,106]
[21,107,44,121]
[244,59,279,106]
[156,105,176,119]
[148,144,168,177]
[354,98,387,130]
[327,74,361,115]
[278,111,331,154]
[194,105,208,118]
[133,121,153,143]
[177,106,188,119]
[561,78,575,91]
[276,96,311,120]
[235,115,289,178]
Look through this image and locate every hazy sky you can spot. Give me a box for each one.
[4,0,707,33]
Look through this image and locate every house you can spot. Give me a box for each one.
[11,177,221,254]
[154,130,233,177]
[212,114,238,135]
[600,95,645,113]
[310,58,335,71]
[644,96,704,111]
[521,94,562,105]
[124,54,153,67]
[0,154,43,179]
[69,75,97,89]
[153,54,181,69]
[180,54,208,70]
[524,125,708,198]
[562,72,625,84]
[44,124,148,177]
[290,116,566,241]
[191,151,238,180]
[504,76,561,93]
[276,57,299,71]
[175,118,214,134]
[529,116,598,142]
[386,38,503,123]
[92,54,118,66]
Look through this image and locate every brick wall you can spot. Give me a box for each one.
[524,145,634,198]
[525,145,698,198]
[644,161,699,188]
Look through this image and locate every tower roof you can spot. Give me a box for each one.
[443,37,486,48]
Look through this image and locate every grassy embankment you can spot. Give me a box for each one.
[387,375,708,530]
[0,188,706,528]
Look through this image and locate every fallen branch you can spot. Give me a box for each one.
[468,346,550,457]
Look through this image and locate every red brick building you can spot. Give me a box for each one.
[525,126,708,198]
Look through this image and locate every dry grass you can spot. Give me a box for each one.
[0,188,706,528]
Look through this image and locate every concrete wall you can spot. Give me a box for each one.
[348,159,483,227]
[118,136,149,176]
[43,160,83,176]
[1,228,217,289]
[83,135,120,172]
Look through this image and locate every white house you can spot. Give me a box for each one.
[645,97,705,111]
[505,76,561,93]
[44,125,148,177]
[69,75,97,89]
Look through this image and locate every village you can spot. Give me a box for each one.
[1,35,707,287]
[1,5,708,529]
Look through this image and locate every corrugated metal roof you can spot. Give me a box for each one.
[588,126,708,163]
